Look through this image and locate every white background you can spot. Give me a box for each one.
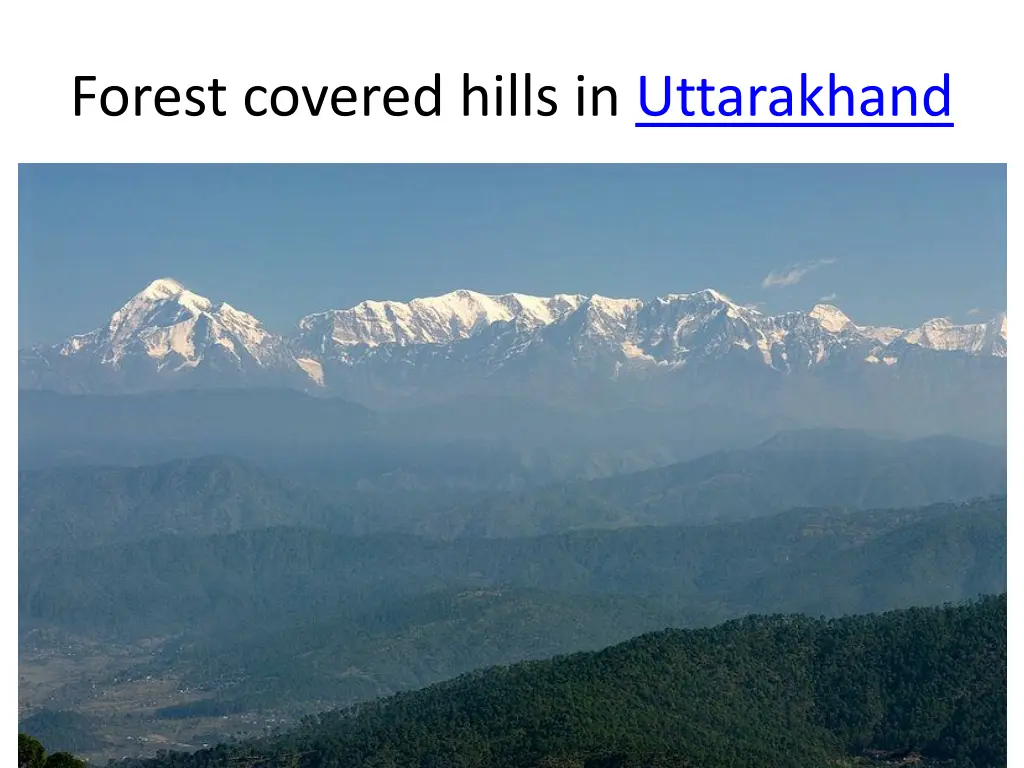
[4,0,1016,757]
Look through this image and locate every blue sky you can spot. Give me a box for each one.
[18,164,1005,347]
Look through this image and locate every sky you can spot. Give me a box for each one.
[18,164,1006,347]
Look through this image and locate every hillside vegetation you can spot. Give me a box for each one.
[20,498,1005,718]
[120,595,1007,768]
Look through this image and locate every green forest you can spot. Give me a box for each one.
[99,595,1005,768]
[19,498,1004,720]
[18,733,86,768]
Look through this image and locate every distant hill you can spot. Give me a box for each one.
[124,595,1008,768]
[18,430,1007,547]
[19,389,783,490]
[18,456,334,551]
[589,430,1007,522]
[138,494,1004,716]
[19,384,1008,493]
[20,497,1005,653]
[398,430,1008,537]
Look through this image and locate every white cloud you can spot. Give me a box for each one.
[819,292,837,302]
[966,308,982,316]
[761,258,837,289]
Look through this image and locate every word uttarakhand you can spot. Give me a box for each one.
[640,74,950,118]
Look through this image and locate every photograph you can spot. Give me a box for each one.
[17,163,1007,768]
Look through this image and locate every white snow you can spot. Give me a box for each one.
[587,295,642,319]
[58,278,288,372]
[901,317,992,353]
[859,325,903,345]
[808,304,853,333]
[300,290,587,349]
[296,357,325,385]
[501,292,584,326]
[138,277,186,300]
[620,340,653,360]
[42,280,1010,385]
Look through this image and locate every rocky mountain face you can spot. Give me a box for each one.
[19,279,1007,439]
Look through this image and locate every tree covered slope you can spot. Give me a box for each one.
[122,595,1007,768]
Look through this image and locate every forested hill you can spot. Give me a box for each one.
[121,595,1006,768]
[19,429,1007,546]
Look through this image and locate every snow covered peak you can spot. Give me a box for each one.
[410,290,514,331]
[659,288,737,306]
[902,318,964,349]
[691,287,736,305]
[587,294,642,314]
[54,279,288,373]
[898,314,1006,356]
[809,304,854,333]
[127,277,214,315]
[138,277,187,300]
[502,292,585,326]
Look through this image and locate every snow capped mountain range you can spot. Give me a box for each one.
[19,278,1007,402]
[296,290,587,350]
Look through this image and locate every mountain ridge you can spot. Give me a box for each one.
[18,430,1007,545]
[24,279,1008,370]
[19,280,1007,432]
